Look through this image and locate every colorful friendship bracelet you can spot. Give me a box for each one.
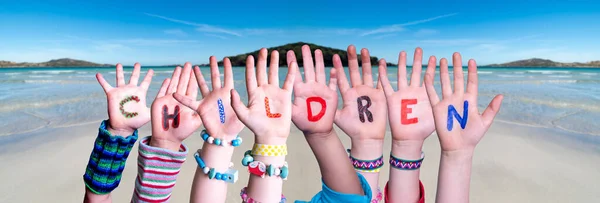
[240,187,287,203]
[251,143,288,156]
[389,152,425,170]
[371,187,383,203]
[193,150,239,183]
[242,150,289,179]
[200,129,242,147]
[132,136,187,202]
[83,120,138,194]
[347,149,384,172]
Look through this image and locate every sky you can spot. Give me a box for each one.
[1,0,599,65]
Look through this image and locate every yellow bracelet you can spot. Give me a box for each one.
[251,144,288,156]
[356,168,381,173]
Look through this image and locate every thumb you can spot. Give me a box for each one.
[481,94,504,128]
[230,89,250,123]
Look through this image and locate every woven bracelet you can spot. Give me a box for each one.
[389,152,425,170]
[347,149,384,172]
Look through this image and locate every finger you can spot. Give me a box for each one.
[314,49,326,84]
[439,58,452,99]
[269,50,280,86]
[283,60,297,91]
[397,51,408,89]
[194,66,210,98]
[334,54,350,92]
[246,56,257,95]
[156,78,171,99]
[223,58,234,88]
[209,56,222,90]
[453,52,464,95]
[174,93,201,111]
[410,48,424,87]
[288,51,303,88]
[360,48,374,87]
[466,59,479,96]
[95,73,113,92]
[328,68,338,91]
[186,72,198,99]
[128,63,141,85]
[116,63,125,87]
[167,66,182,93]
[301,45,315,82]
[378,59,394,96]
[230,89,250,123]
[140,69,154,90]
[177,62,192,95]
[256,48,268,86]
[286,50,297,68]
[481,95,504,128]
[347,45,362,87]
[424,56,440,105]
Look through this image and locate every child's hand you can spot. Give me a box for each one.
[96,63,153,135]
[290,45,338,136]
[231,48,297,145]
[174,57,244,140]
[424,53,503,152]
[379,48,435,142]
[150,63,203,151]
[334,45,386,140]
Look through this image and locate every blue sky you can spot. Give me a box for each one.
[1,0,599,65]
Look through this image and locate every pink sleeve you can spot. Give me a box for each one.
[384,180,425,203]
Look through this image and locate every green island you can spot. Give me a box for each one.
[485,58,600,67]
[0,58,111,67]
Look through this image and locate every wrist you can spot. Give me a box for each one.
[350,139,384,160]
[441,149,474,163]
[107,121,134,136]
[149,137,182,152]
[254,135,287,145]
[391,140,424,160]
[304,129,335,139]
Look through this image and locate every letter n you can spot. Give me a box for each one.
[447,101,469,131]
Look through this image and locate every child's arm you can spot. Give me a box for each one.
[333,45,388,202]
[84,63,153,203]
[423,53,503,203]
[173,57,246,203]
[230,49,296,203]
[289,45,364,196]
[131,63,203,202]
[378,48,435,203]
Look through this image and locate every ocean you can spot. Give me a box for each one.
[1,66,599,141]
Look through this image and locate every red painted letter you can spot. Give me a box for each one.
[401,99,418,124]
[265,97,281,118]
[306,97,326,122]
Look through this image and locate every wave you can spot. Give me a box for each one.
[76,71,89,74]
[514,96,600,112]
[581,72,598,76]
[548,75,572,78]
[29,75,55,78]
[4,72,21,75]
[478,71,493,74]
[0,94,102,113]
[497,74,525,78]
[527,70,570,74]
[513,71,525,74]
[30,70,75,74]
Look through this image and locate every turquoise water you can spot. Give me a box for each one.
[1,66,599,138]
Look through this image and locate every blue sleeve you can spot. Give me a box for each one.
[295,172,372,203]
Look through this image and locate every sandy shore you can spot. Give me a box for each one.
[0,121,599,203]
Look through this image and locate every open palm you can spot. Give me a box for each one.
[334,46,386,140]
[379,48,435,141]
[174,57,244,140]
[150,64,202,150]
[231,48,296,145]
[96,63,153,134]
[424,53,504,152]
[290,45,338,135]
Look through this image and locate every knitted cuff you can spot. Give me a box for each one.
[131,136,187,203]
[83,120,138,195]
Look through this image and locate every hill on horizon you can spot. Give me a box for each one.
[486,58,600,67]
[0,58,111,67]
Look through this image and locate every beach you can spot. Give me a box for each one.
[1,67,599,202]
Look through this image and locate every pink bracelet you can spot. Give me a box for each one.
[371,187,383,203]
[240,187,286,203]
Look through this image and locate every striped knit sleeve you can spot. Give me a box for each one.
[131,136,187,203]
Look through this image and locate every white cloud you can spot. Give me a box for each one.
[414,29,438,37]
[145,13,242,36]
[204,34,228,40]
[373,33,397,39]
[164,29,187,37]
[361,13,457,36]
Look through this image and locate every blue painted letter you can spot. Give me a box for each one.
[447,100,469,131]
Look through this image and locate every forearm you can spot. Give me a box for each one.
[388,140,423,203]
[350,139,384,199]
[435,150,474,203]
[84,189,111,203]
[190,142,235,203]
[305,130,363,195]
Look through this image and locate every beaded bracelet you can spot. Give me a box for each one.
[200,130,242,147]
[242,150,289,180]
[251,143,287,156]
[347,149,384,172]
[194,150,239,183]
[240,187,286,203]
[389,152,425,170]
